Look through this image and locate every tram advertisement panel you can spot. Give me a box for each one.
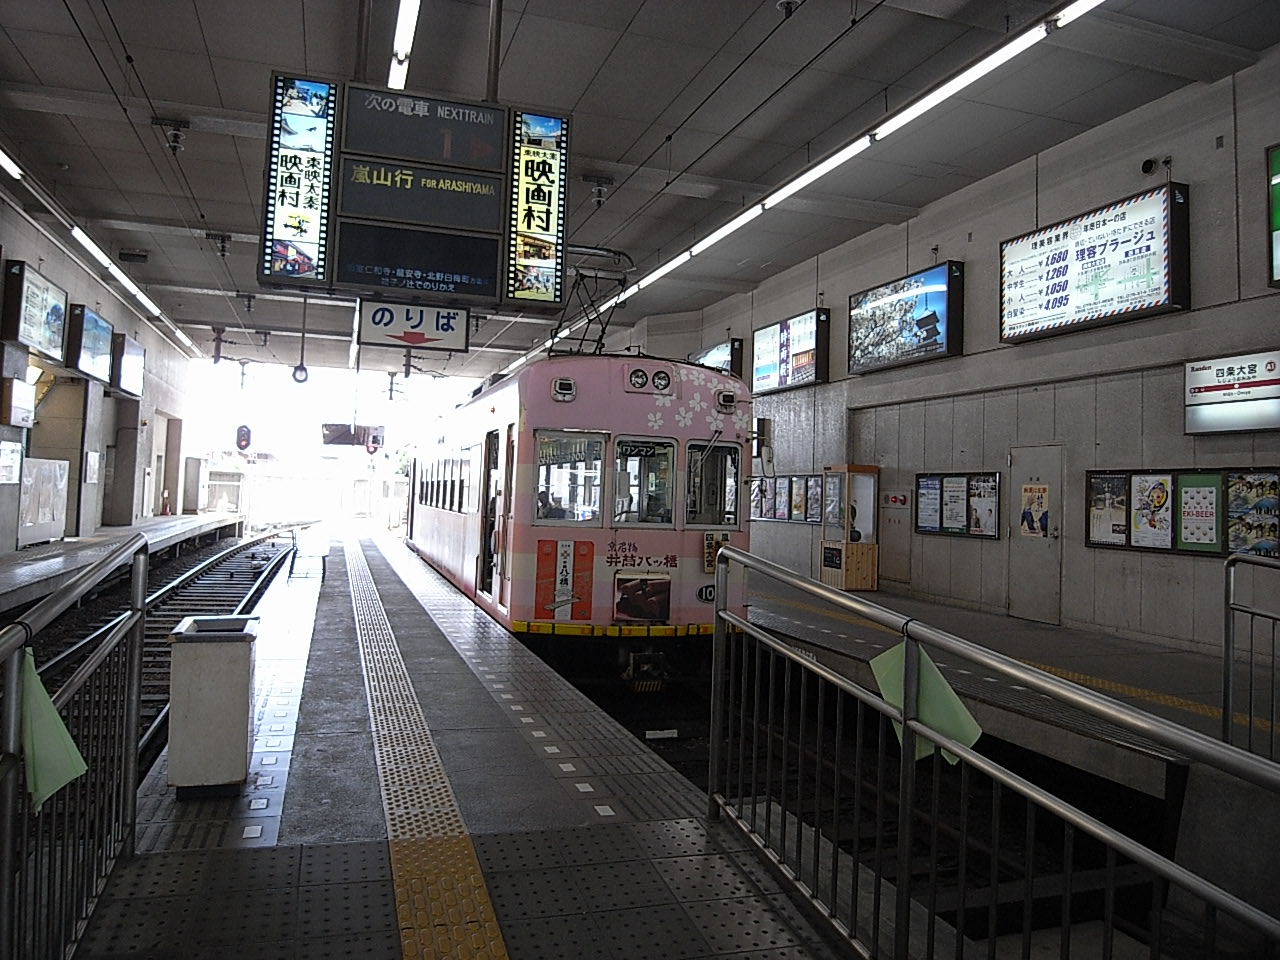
[1000,182,1189,342]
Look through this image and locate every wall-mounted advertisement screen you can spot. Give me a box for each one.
[1000,182,1190,342]
[751,308,829,395]
[506,112,568,307]
[2,260,67,362]
[67,305,114,383]
[260,76,337,285]
[848,261,964,374]
[1184,350,1280,434]
[688,338,743,378]
[1269,144,1280,288]
[111,333,144,397]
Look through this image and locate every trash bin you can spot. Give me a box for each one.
[167,615,259,797]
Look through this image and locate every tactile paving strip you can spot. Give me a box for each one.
[345,543,508,960]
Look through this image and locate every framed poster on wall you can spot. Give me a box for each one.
[1175,473,1224,552]
[1130,473,1173,550]
[749,478,763,519]
[941,475,968,534]
[1086,472,1129,547]
[915,476,941,533]
[805,476,822,522]
[774,477,790,520]
[967,474,1000,538]
[761,477,776,520]
[1227,472,1278,556]
[790,476,806,521]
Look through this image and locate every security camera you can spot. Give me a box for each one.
[1141,157,1159,176]
[777,0,798,17]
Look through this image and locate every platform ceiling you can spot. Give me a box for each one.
[0,0,1276,379]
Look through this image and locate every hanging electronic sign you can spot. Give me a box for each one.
[506,111,568,306]
[343,86,506,171]
[751,308,830,395]
[337,156,504,232]
[66,305,114,383]
[848,261,964,375]
[335,221,499,298]
[110,333,144,398]
[357,299,470,352]
[260,75,338,285]
[1000,182,1190,342]
[1269,144,1280,288]
[2,260,67,362]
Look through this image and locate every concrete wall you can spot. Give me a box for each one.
[0,199,192,539]
[634,44,1280,653]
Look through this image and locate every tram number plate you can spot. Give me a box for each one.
[696,584,715,603]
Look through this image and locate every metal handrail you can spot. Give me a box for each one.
[710,544,1280,958]
[1222,553,1280,746]
[0,532,149,959]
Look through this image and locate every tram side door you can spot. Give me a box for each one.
[479,430,499,596]
[498,424,515,607]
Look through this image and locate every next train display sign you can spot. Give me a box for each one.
[261,76,337,284]
[1000,182,1190,342]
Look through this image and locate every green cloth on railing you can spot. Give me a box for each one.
[21,648,87,812]
[870,641,981,764]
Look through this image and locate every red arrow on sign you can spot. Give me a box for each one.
[389,331,443,345]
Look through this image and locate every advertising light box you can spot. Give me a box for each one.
[67,305,114,383]
[752,308,829,395]
[848,261,963,375]
[260,76,338,286]
[688,338,743,378]
[1269,143,1280,288]
[505,111,568,307]
[2,260,67,362]
[1000,182,1190,342]
[111,333,144,398]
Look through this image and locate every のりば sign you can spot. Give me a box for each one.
[357,299,470,353]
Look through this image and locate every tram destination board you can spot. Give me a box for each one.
[342,85,506,172]
[1000,182,1189,342]
[335,220,499,298]
[337,156,504,233]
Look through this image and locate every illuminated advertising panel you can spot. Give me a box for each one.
[1269,144,1280,288]
[2,260,67,362]
[1185,350,1280,434]
[688,338,744,378]
[848,261,964,375]
[751,308,829,395]
[506,112,568,305]
[111,333,144,398]
[261,76,337,285]
[67,305,114,383]
[1000,182,1190,341]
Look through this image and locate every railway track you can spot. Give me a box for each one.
[29,530,297,779]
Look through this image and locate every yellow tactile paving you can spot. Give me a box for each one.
[345,542,509,959]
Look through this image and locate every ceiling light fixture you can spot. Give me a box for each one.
[501,0,1114,377]
[0,146,22,180]
[388,0,421,90]
[71,226,113,269]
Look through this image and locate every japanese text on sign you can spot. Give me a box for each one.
[506,112,568,304]
[357,300,470,352]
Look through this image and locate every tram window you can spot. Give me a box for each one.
[614,438,674,524]
[534,431,604,524]
[686,443,740,526]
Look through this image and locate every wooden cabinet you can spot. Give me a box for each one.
[819,464,879,590]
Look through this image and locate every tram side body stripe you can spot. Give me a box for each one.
[346,542,508,960]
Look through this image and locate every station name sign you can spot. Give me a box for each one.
[259,74,569,322]
[999,182,1190,342]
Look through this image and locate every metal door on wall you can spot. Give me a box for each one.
[1007,443,1063,624]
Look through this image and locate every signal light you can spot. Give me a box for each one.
[236,425,251,451]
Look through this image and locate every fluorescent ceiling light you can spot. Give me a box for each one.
[873,23,1048,140]
[689,206,763,257]
[388,56,409,91]
[0,147,22,180]
[135,291,162,317]
[637,251,692,289]
[1053,0,1109,28]
[763,136,873,209]
[393,0,421,57]
[71,226,112,268]
[107,262,142,298]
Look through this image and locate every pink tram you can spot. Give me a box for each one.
[406,353,751,682]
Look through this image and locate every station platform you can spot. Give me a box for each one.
[0,513,244,615]
[74,532,852,960]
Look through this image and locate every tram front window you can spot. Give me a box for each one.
[535,431,604,524]
[614,438,674,524]
[686,443,739,526]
